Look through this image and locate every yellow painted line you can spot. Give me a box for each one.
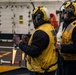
[0,66,20,73]
[0,52,11,58]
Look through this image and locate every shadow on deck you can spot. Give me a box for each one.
[0,68,30,75]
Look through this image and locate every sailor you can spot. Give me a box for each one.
[13,6,58,75]
[56,1,76,75]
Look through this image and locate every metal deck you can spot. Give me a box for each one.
[0,68,30,75]
[0,41,29,74]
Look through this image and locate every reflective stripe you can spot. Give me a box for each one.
[51,30,56,36]
[66,24,72,32]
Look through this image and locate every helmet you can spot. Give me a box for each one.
[62,1,76,19]
[70,1,76,16]
[60,1,70,11]
[32,6,50,28]
[56,1,70,14]
[56,1,71,22]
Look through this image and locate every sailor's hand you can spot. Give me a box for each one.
[21,35,29,44]
[56,42,61,50]
[13,34,20,46]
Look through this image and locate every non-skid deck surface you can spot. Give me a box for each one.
[0,42,26,73]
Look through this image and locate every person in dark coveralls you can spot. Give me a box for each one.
[13,6,58,75]
[56,1,76,75]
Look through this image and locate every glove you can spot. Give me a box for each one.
[21,34,29,44]
[13,34,20,46]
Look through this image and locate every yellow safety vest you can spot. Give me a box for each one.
[26,23,58,73]
[61,20,76,60]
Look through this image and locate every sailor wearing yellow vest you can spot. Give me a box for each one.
[56,1,76,75]
[13,6,58,75]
